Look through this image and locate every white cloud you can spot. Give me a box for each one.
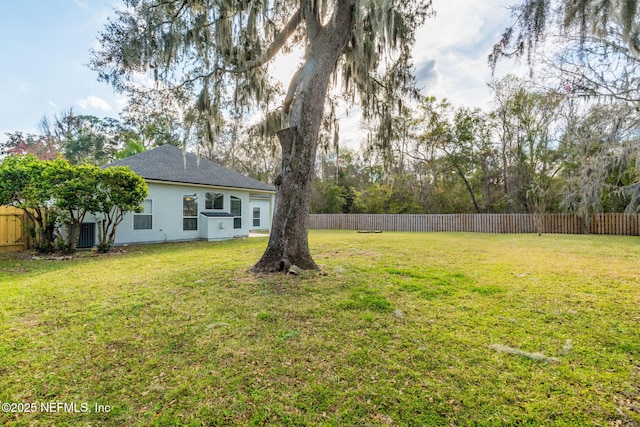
[330,0,528,148]
[13,78,32,92]
[114,94,129,111]
[76,95,113,112]
[271,48,304,86]
[413,0,517,108]
[74,0,89,10]
[337,107,363,149]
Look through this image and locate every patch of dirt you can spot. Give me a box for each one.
[315,248,382,259]
[21,247,131,261]
[0,267,31,273]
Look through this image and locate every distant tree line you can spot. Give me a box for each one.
[1,107,181,165]
[307,77,638,223]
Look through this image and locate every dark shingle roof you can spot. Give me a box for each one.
[107,144,274,192]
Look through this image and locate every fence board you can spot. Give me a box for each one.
[0,206,28,253]
[309,213,640,236]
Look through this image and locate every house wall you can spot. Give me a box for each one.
[248,197,273,232]
[201,216,235,241]
[86,181,274,245]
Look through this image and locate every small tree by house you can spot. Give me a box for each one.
[95,166,148,252]
[44,160,102,252]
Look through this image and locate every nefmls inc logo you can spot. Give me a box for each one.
[40,402,90,413]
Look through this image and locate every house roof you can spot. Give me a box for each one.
[107,144,274,192]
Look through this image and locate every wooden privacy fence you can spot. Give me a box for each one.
[309,213,640,236]
[0,206,29,253]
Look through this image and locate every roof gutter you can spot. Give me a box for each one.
[143,179,275,194]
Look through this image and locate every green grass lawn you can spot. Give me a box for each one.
[0,231,638,426]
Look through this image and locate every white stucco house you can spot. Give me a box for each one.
[79,144,275,247]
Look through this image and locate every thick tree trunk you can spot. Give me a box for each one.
[253,0,354,273]
[253,127,318,271]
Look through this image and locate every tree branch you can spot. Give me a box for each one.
[172,0,190,21]
[303,0,322,40]
[148,0,183,9]
[283,68,303,114]
[238,7,302,72]
[169,7,302,88]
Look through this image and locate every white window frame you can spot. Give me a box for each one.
[253,207,260,227]
[183,194,199,231]
[230,196,242,229]
[133,199,153,230]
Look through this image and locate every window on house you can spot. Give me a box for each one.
[205,192,223,210]
[230,196,242,229]
[183,194,198,231]
[134,199,153,230]
[253,207,260,227]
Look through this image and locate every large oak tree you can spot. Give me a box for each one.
[92,0,430,271]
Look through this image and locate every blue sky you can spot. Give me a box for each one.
[0,0,518,147]
[0,1,122,142]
